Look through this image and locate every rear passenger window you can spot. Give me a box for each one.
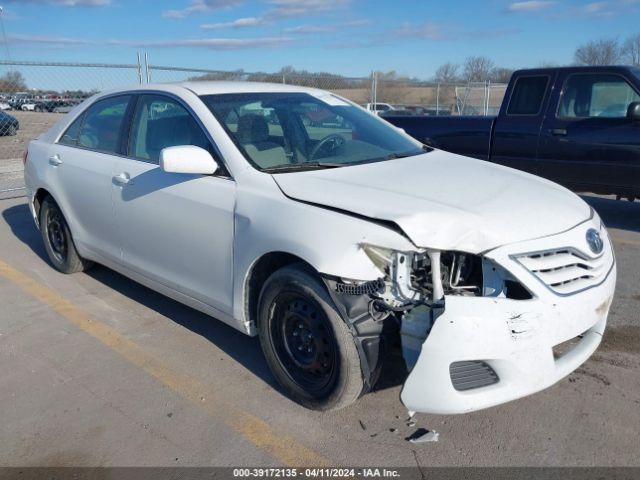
[59,114,84,146]
[78,95,131,154]
[128,94,211,163]
[507,76,549,115]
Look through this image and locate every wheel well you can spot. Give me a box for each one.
[245,252,315,329]
[33,188,52,222]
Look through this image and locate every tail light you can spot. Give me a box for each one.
[22,148,28,166]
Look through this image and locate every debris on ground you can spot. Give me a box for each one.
[406,419,416,427]
[406,428,439,443]
[358,420,367,431]
[389,428,399,435]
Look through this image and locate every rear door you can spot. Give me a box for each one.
[491,73,554,175]
[112,93,235,313]
[46,94,132,261]
[537,72,640,193]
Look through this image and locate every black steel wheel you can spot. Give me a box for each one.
[258,264,364,411]
[39,195,93,274]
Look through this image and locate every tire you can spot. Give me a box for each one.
[39,196,93,274]
[258,263,365,411]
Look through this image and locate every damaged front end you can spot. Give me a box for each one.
[323,224,615,414]
[323,243,530,391]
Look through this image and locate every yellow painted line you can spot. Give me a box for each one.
[0,260,330,467]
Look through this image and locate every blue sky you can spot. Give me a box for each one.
[1,0,640,79]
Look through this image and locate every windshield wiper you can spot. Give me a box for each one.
[263,162,345,173]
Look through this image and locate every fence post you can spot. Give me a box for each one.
[485,80,491,115]
[136,52,143,84]
[145,52,150,83]
[436,83,440,116]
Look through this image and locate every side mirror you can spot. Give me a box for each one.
[627,101,640,121]
[160,146,219,175]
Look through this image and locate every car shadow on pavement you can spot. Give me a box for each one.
[581,195,640,233]
[1,202,50,263]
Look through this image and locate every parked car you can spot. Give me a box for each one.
[24,82,615,414]
[384,66,640,199]
[52,103,75,114]
[0,111,19,136]
[364,102,396,115]
[0,101,12,111]
[21,101,37,111]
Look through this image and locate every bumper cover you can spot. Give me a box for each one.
[401,219,616,414]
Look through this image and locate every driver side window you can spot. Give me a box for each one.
[128,94,211,164]
[558,74,640,119]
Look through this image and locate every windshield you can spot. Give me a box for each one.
[200,92,425,172]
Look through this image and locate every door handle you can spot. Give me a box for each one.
[48,154,62,166]
[112,172,131,186]
[550,128,567,136]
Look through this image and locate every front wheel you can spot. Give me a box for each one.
[258,264,365,411]
[39,195,93,274]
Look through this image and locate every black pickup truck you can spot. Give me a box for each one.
[385,66,640,199]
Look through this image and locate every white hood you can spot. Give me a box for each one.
[273,150,591,253]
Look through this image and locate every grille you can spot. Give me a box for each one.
[513,247,611,296]
[449,361,499,391]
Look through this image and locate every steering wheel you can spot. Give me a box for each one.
[309,133,345,161]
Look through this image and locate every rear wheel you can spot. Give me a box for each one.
[258,264,364,411]
[39,195,93,274]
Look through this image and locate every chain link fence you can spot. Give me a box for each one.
[0,59,508,199]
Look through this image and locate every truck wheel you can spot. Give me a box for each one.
[258,264,365,411]
[40,196,93,274]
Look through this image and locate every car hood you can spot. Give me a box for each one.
[272,150,591,253]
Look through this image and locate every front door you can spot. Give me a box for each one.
[112,94,236,314]
[538,72,640,193]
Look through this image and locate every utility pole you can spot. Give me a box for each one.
[0,6,11,61]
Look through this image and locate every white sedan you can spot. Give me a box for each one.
[24,82,616,413]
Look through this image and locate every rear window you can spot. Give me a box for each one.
[78,95,131,154]
[507,76,549,116]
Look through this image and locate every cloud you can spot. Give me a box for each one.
[283,19,370,34]
[201,17,265,29]
[163,0,241,19]
[2,0,110,5]
[265,0,351,19]
[506,1,555,12]
[110,36,293,50]
[7,33,95,44]
[391,22,450,40]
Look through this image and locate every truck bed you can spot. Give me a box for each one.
[383,115,495,160]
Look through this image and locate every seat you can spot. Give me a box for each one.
[236,114,286,168]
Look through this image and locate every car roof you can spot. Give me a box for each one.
[99,81,328,98]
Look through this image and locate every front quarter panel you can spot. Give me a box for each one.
[232,171,416,327]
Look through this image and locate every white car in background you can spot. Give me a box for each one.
[24,82,616,413]
[20,101,37,111]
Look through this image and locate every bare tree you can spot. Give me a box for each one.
[434,63,460,83]
[463,56,494,82]
[490,67,514,83]
[622,34,640,66]
[574,38,621,66]
[0,71,27,92]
